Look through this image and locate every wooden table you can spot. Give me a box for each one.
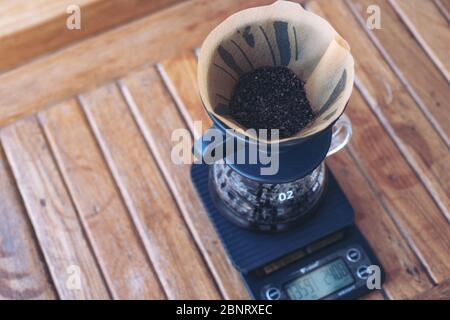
[0,0,449,300]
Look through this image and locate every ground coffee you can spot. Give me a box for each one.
[229,66,315,139]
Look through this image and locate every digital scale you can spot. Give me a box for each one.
[191,164,385,300]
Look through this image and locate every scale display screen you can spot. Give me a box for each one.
[285,259,354,300]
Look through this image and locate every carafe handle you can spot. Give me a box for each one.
[326,113,352,157]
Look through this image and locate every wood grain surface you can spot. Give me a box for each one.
[0,0,185,72]
[389,0,450,78]
[0,0,448,300]
[434,0,450,21]
[0,0,271,129]
[327,146,434,299]
[0,118,110,299]
[347,0,450,144]
[413,279,450,300]
[79,84,220,299]
[343,87,450,284]
[159,54,212,139]
[310,0,450,221]
[0,146,56,300]
[39,100,165,299]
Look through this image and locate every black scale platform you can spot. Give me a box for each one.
[191,164,354,273]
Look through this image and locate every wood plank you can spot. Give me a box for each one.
[346,0,450,144]
[413,279,450,300]
[433,0,450,22]
[0,0,272,128]
[389,0,450,80]
[328,147,434,299]
[309,0,450,222]
[39,99,166,299]
[0,118,110,299]
[158,53,212,140]
[119,66,249,299]
[0,0,185,72]
[360,291,385,300]
[79,83,220,299]
[0,145,56,300]
[335,87,450,283]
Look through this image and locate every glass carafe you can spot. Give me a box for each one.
[208,115,352,232]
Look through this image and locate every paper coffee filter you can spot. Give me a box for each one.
[198,0,354,143]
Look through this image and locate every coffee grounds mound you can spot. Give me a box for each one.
[229,66,315,139]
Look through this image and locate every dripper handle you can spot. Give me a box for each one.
[192,125,226,162]
[326,113,352,157]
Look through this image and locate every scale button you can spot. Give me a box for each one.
[357,265,370,279]
[346,248,361,262]
[265,287,281,300]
